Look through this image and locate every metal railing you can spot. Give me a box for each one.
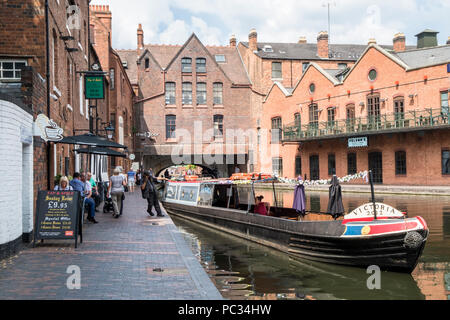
[282,108,450,141]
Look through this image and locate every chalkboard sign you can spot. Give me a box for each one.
[34,190,82,248]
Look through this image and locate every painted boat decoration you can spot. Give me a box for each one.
[160,177,428,273]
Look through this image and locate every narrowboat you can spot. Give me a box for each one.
[160,175,428,273]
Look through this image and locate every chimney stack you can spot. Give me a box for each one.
[137,24,144,53]
[249,29,258,52]
[298,36,307,44]
[230,34,236,48]
[393,33,406,52]
[368,38,377,45]
[317,31,329,58]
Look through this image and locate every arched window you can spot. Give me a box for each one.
[213,115,223,138]
[166,115,176,139]
[271,117,282,143]
[181,58,192,72]
[196,58,206,73]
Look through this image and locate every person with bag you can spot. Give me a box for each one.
[107,168,127,219]
[141,170,164,217]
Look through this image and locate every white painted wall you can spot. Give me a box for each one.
[0,100,34,245]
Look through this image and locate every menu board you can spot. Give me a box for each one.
[34,191,82,247]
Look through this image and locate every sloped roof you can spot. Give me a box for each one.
[390,45,450,70]
[117,36,251,86]
[240,41,415,61]
[116,50,139,84]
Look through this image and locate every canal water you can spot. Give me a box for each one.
[171,191,450,300]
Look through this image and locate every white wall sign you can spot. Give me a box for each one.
[34,114,64,142]
[348,137,368,148]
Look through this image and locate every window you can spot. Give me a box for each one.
[272,62,282,79]
[346,104,355,131]
[181,58,192,72]
[395,151,407,175]
[0,60,27,80]
[347,153,357,175]
[328,154,336,176]
[215,55,226,63]
[182,82,192,105]
[367,94,380,121]
[166,115,176,139]
[213,82,223,105]
[271,117,282,143]
[196,58,206,73]
[295,157,302,176]
[213,115,224,138]
[302,62,309,73]
[145,58,150,69]
[394,96,405,127]
[272,158,283,176]
[197,82,207,105]
[52,30,58,87]
[338,63,347,69]
[165,82,176,105]
[110,68,115,90]
[441,91,449,115]
[294,113,301,127]
[309,83,315,94]
[308,103,319,126]
[368,69,377,81]
[443,150,450,175]
[327,107,336,127]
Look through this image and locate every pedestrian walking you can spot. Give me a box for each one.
[127,168,136,192]
[108,168,127,219]
[141,170,164,217]
[117,166,128,216]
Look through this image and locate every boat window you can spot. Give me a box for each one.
[212,184,240,209]
[178,185,198,203]
[198,184,214,206]
[165,184,178,200]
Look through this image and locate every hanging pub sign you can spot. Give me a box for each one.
[348,136,368,148]
[33,190,82,248]
[85,75,105,99]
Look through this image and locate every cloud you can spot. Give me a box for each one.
[90,0,450,49]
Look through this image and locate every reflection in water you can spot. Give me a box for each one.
[172,191,450,300]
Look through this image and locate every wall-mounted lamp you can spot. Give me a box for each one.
[359,102,365,107]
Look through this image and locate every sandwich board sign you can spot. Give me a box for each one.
[34,190,83,248]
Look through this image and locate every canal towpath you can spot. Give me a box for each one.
[0,191,223,300]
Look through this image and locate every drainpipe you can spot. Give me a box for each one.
[45,0,51,190]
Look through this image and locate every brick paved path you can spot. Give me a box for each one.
[0,191,222,300]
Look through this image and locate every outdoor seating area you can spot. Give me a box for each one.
[282,108,450,141]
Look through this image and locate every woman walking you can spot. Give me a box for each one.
[107,168,127,219]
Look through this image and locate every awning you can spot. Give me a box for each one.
[58,133,127,149]
[74,146,127,158]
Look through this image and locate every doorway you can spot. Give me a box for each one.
[368,152,383,184]
[310,155,319,180]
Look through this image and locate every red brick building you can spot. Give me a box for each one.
[261,31,450,185]
[238,29,415,172]
[118,27,253,177]
[90,4,136,173]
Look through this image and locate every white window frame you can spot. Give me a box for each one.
[0,59,27,81]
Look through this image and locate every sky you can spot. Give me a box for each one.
[90,0,450,49]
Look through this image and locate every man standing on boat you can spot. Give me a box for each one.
[141,170,164,217]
